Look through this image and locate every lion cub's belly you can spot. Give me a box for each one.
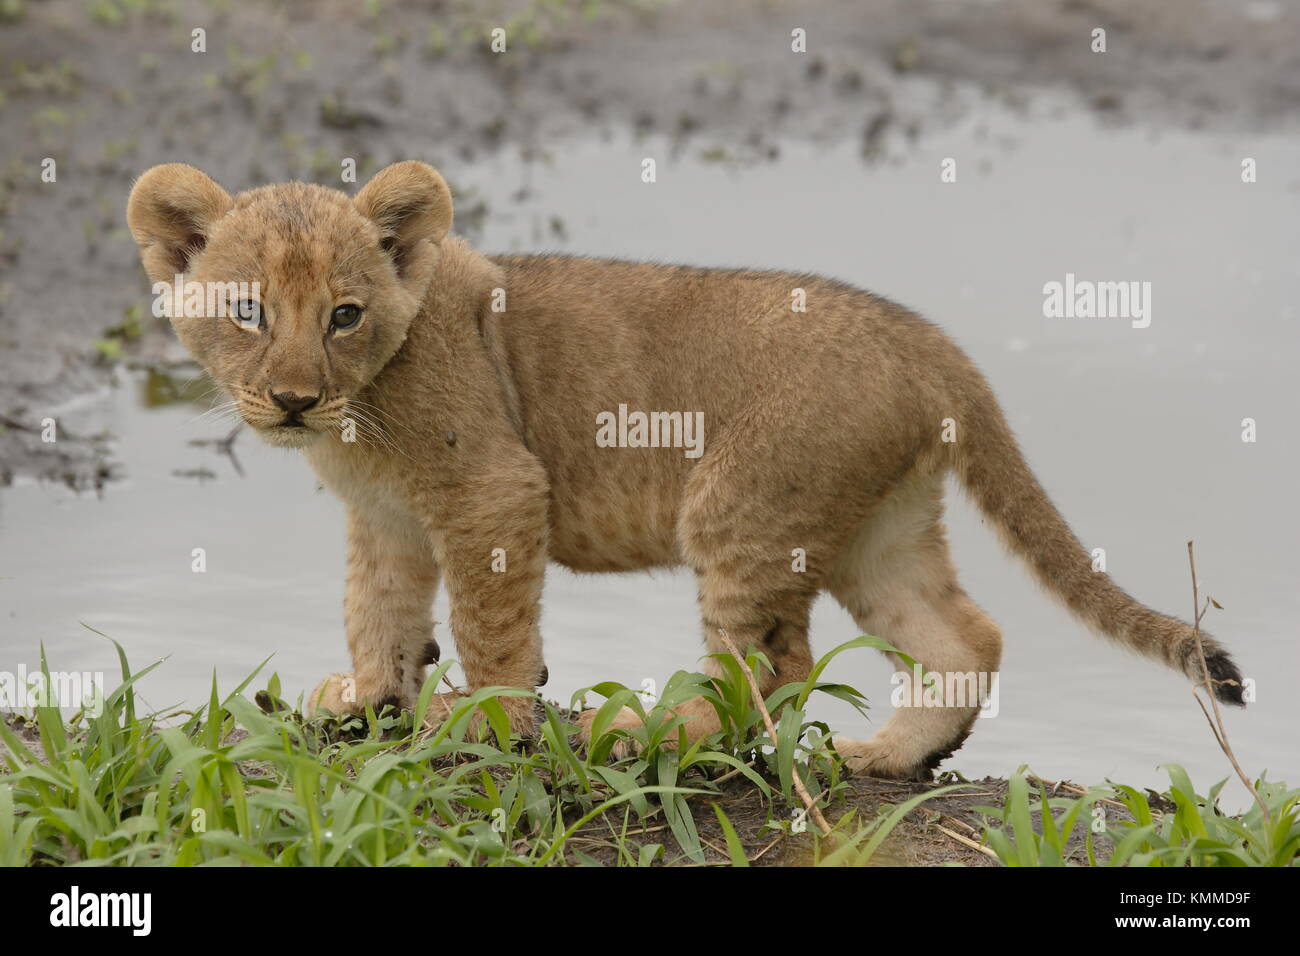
[545,477,683,573]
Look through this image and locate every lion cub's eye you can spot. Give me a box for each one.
[232,300,264,331]
[330,304,364,333]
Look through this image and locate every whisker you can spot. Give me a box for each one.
[343,409,400,455]
[347,399,418,439]
[187,401,240,426]
[340,407,416,461]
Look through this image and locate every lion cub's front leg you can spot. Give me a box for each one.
[432,461,551,737]
[308,507,440,717]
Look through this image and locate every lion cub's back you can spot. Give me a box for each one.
[492,254,953,414]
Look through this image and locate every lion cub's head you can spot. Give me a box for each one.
[127,161,452,448]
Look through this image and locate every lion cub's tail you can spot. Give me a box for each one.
[951,381,1245,706]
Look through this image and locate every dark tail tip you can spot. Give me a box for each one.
[1205,651,1247,707]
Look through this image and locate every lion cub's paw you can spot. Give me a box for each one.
[307,674,415,720]
[575,706,645,760]
[832,736,930,782]
[422,692,540,738]
[307,673,364,717]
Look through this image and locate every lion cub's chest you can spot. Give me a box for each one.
[303,439,430,542]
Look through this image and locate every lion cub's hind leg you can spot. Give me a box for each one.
[826,474,1002,780]
[575,390,914,755]
[574,590,817,756]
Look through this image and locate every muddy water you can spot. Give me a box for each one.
[3,104,1297,806]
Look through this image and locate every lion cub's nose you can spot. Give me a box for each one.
[271,391,320,414]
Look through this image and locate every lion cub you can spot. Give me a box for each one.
[127,161,1244,780]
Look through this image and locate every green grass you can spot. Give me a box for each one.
[977,766,1299,867]
[0,637,932,866]
[1,639,1294,867]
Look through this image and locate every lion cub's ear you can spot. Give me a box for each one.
[127,164,234,284]
[354,161,452,285]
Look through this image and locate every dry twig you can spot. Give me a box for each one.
[937,823,998,860]
[1186,541,1269,821]
[716,628,833,838]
